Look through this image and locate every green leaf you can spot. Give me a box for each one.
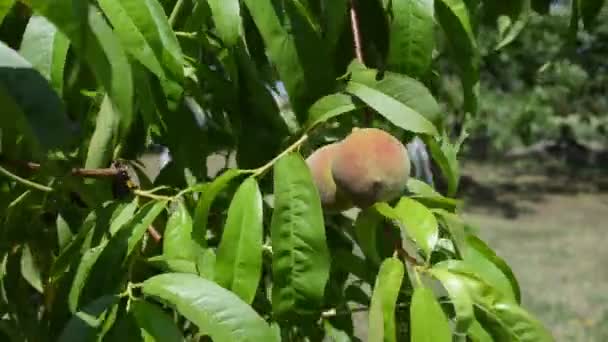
[196,248,216,280]
[376,197,439,258]
[423,131,464,197]
[243,0,334,121]
[163,200,200,261]
[69,244,105,313]
[352,66,443,125]
[97,0,184,83]
[57,295,118,342]
[406,178,459,212]
[463,234,521,303]
[141,273,277,342]
[467,320,493,342]
[131,300,185,342]
[30,1,134,138]
[208,0,242,47]
[85,95,120,169]
[428,267,474,334]
[485,1,531,50]
[580,0,606,29]
[323,320,352,342]
[354,207,384,266]
[109,197,139,235]
[386,0,435,78]
[304,93,360,131]
[410,286,451,342]
[215,177,263,304]
[345,81,438,135]
[432,260,553,341]
[434,0,479,114]
[20,244,43,293]
[57,213,74,249]
[125,200,167,258]
[146,255,198,274]
[193,169,245,249]
[0,0,15,24]
[0,41,73,153]
[19,15,70,96]
[271,152,330,317]
[368,257,404,342]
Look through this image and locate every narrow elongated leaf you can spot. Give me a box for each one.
[580,0,606,29]
[243,0,334,121]
[423,131,464,197]
[20,244,42,293]
[57,295,118,342]
[410,286,451,342]
[57,214,74,249]
[131,300,185,342]
[387,0,435,77]
[377,197,439,258]
[346,81,438,135]
[193,169,245,249]
[305,93,359,131]
[68,244,106,313]
[467,320,493,342]
[142,273,277,342]
[433,260,553,341]
[406,178,459,212]
[30,1,134,137]
[164,200,199,261]
[428,267,474,334]
[368,257,404,342]
[0,41,73,152]
[85,96,120,169]
[215,178,263,304]
[19,15,70,96]
[125,200,167,257]
[354,207,384,265]
[97,0,184,82]
[109,197,139,235]
[463,234,520,303]
[271,152,330,317]
[208,0,242,46]
[435,0,479,114]
[147,255,198,274]
[196,248,216,280]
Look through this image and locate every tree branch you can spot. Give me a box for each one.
[349,0,372,126]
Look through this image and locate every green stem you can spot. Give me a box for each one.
[169,0,185,28]
[251,134,309,177]
[133,189,174,202]
[0,165,53,192]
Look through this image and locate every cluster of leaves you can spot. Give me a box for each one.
[0,0,563,341]
[438,0,608,153]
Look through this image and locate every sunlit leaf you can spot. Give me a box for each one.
[271,152,330,317]
[410,286,451,342]
[142,273,277,342]
[215,177,263,304]
[368,257,404,342]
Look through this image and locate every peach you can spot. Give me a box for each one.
[305,143,354,212]
[331,128,410,208]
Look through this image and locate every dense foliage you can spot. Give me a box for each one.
[0,0,602,341]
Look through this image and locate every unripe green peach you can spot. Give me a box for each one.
[331,128,411,208]
[305,143,354,212]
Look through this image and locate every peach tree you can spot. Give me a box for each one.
[1,0,599,341]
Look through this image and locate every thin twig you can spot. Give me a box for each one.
[147,225,162,243]
[0,165,53,192]
[168,0,185,28]
[349,0,364,63]
[1,159,120,178]
[251,134,309,177]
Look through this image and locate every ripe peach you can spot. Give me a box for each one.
[331,128,410,208]
[305,143,354,212]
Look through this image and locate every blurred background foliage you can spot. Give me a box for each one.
[439,1,608,157]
